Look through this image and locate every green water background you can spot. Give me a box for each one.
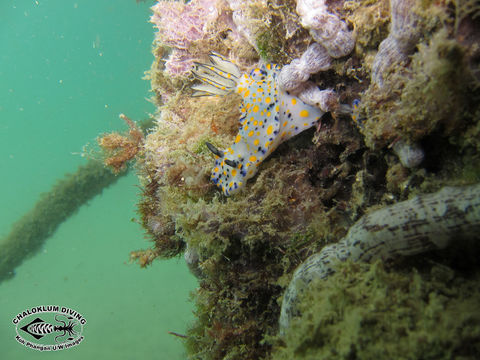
[0,1,197,358]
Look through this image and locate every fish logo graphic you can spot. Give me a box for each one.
[20,315,78,342]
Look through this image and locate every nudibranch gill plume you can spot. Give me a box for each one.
[192,53,325,196]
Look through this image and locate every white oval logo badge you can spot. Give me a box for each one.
[12,305,86,351]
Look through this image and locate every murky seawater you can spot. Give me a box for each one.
[0,1,197,358]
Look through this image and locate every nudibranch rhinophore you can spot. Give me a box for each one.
[192,53,325,196]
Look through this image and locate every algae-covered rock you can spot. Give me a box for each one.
[273,260,480,360]
[128,0,480,359]
[279,183,480,332]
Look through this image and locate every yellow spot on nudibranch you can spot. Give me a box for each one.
[235,134,242,143]
[254,139,260,146]
[300,110,309,117]
[267,125,273,135]
[248,130,254,137]
[265,97,271,104]
[252,105,259,113]
[291,98,297,105]
[232,169,237,176]
[249,155,257,162]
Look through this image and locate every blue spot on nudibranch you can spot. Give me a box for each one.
[351,99,365,129]
[192,53,326,196]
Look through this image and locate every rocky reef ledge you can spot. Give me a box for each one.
[113,0,480,359]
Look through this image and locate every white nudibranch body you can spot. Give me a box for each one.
[192,53,325,196]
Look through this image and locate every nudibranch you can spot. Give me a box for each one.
[192,53,325,196]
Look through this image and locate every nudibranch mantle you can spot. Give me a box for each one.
[192,53,325,196]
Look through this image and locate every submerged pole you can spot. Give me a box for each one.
[0,160,125,283]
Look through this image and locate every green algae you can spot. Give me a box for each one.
[395,29,470,142]
[272,260,480,360]
[256,30,284,62]
[360,28,473,149]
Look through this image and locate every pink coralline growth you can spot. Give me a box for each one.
[162,49,197,77]
[150,0,219,77]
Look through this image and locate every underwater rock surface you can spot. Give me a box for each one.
[128,0,480,359]
[279,183,480,332]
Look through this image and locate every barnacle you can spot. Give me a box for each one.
[277,43,332,92]
[295,0,355,58]
[371,0,423,87]
[391,138,424,168]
